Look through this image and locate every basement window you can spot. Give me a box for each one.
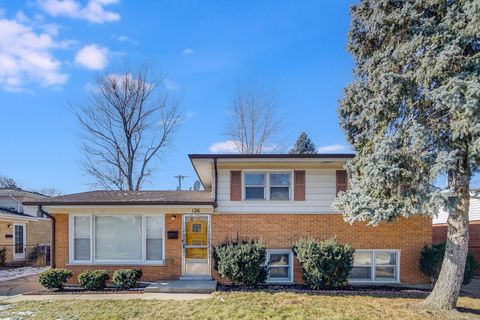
[349,250,399,283]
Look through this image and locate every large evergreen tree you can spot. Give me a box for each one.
[333,0,479,310]
[289,132,317,154]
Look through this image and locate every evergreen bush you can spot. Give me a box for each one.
[293,237,354,289]
[213,239,268,286]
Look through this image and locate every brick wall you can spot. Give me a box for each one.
[433,221,480,275]
[211,214,432,284]
[54,213,183,283]
[26,220,51,246]
[53,212,431,285]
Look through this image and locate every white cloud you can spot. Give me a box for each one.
[164,78,178,91]
[209,140,239,153]
[75,44,109,70]
[182,48,194,55]
[38,0,120,24]
[112,35,138,44]
[0,14,68,91]
[317,144,349,153]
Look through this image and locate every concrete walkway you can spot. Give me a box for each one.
[145,280,217,293]
[1,292,212,303]
[0,275,43,300]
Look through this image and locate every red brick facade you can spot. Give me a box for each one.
[54,212,431,285]
[211,214,431,284]
[54,213,183,283]
[433,221,480,275]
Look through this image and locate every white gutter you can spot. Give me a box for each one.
[8,193,22,213]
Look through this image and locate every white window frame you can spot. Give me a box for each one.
[69,214,165,265]
[265,249,294,283]
[242,170,293,202]
[349,249,400,283]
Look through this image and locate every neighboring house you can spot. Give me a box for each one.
[0,187,51,265]
[433,191,480,274]
[25,154,432,285]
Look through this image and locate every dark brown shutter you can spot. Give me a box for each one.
[336,170,348,196]
[230,171,242,201]
[294,170,306,201]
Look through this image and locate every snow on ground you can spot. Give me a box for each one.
[0,267,49,282]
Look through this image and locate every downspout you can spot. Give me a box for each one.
[214,158,218,203]
[38,206,55,268]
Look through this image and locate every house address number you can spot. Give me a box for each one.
[192,208,200,213]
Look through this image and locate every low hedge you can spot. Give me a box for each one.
[112,269,143,289]
[293,237,354,289]
[420,242,479,285]
[213,239,268,286]
[78,270,109,290]
[38,269,73,290]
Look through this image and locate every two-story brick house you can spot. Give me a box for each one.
[25,154,432,285]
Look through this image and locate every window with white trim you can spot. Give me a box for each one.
[73,216,91,261]
[244,172,291,201]
[70,215,164,264]
[269,173,291,200]
[244,173,266,200]
[349,250,399,282]
[266,250,293,283]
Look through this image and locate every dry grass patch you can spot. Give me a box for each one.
[1,292,479,320]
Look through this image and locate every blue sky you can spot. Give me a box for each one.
[4,1,475,193]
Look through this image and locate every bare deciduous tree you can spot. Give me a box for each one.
[226,82,284,154]
[76,67,182,191]
[0,175,17,188]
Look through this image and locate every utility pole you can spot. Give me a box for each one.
[174,174,189,190]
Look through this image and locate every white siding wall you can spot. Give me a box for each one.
[216,169,337,214]
[0,196,20,211]
[433,196,480,224]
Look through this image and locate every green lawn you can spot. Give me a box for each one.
[1,292,479,320]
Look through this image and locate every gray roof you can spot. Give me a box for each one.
[23,190,215,206]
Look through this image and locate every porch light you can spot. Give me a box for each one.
[7,224,12,229]
[171,215,177,221]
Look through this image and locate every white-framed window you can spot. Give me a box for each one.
[244,172,266,200]
[266,249,294,283]
[349,250,400,283]
[243,171,292,201]
[69,214,165,264]
[73,216,91,261]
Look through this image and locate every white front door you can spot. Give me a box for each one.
[182,214,211,277]
[13,223,26,261]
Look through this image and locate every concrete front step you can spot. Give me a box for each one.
[145,280,217,293]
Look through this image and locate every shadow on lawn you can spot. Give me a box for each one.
[218,284,431,299]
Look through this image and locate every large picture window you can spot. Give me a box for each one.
[244,172,291,201]
[70,215,164,264]
[349,250,399,282]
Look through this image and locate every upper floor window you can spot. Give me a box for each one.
[244,172,291,201]
[244,173,266,200]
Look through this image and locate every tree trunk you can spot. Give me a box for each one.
[420,160,470,310]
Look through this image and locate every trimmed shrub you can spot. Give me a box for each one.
[78,270,109,290]
[293,237,354,289]
[38,269,73,290]
[112,269,143,289]
[0,247,6,267]
[420,243,479,285]
[213,239,268,286]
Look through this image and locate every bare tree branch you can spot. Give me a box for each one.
[76,66,183,190]
[226,82,285,154]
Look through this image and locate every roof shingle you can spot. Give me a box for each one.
[23,190,214,206]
